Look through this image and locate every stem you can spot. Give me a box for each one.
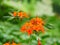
[36,33,42,45]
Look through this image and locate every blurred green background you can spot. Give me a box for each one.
[0,0,60,45]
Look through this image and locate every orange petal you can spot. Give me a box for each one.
[27,29,33,35]
[18,12,23,17]
[3,42,10,45]
[11,42,17,45]
[13,12,17,17]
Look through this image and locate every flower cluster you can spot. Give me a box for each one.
[21,17,44,35]
[3,42,21,45]
[13,11,28,18]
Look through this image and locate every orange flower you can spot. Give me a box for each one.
[38,39,41,45]
[23,12,29,18]
[37,24,44,33]
[21,22,33,35]
[18,12,23,18]
[26,29,32,35]
[33,25,41,32]
[3,42,10,45]
[3,41,21,45]
[36,17,44,25]
[20,17,45,35]
[13,12,17,17]
[21,26,26,32]
[40,26,44,33]
[30,17,44,25]
[30,17,44,33]
[18,12,28,18]
[11,41,17,45]
[13,11,28,19]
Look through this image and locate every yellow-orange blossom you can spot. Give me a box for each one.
[13,12,28,18]
[21,17,44,35]
[3,42,21,45]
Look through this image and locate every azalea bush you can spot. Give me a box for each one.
[0,0,60,45]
